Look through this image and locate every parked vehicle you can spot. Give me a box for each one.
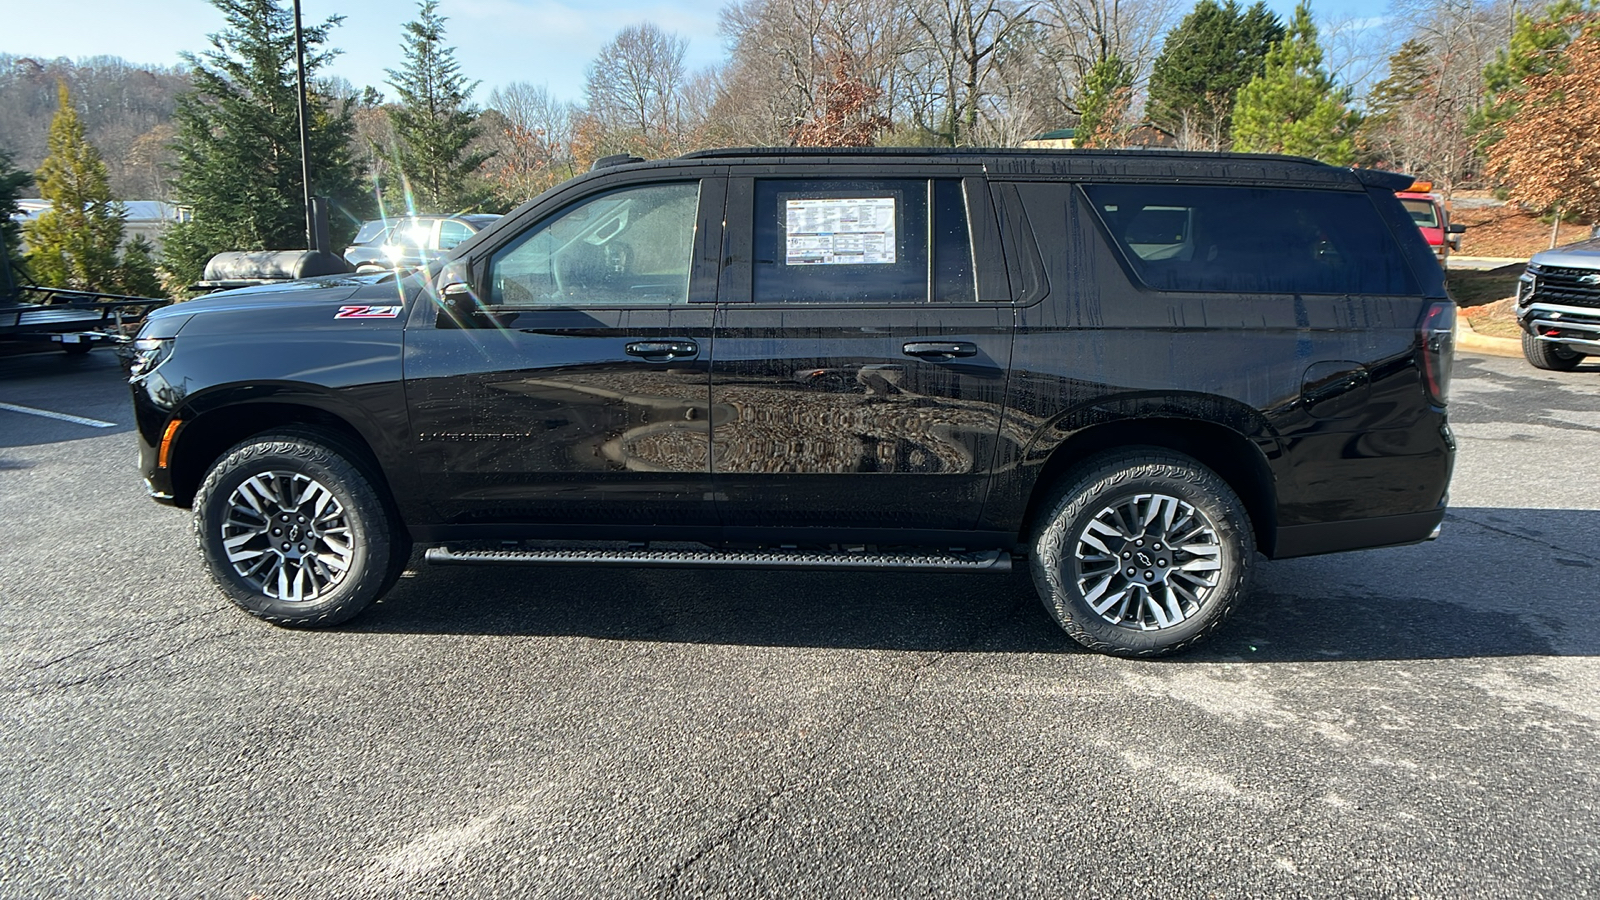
[343,214,501,273]
[1396,181,1466,265]
[129,149,1455,657]
[1515,238,1600,370]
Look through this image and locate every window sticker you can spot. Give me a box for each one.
[784,197,896,265]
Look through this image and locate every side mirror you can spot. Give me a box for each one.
[1447,223,1467,234]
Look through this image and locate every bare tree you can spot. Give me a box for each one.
[483,82,577,206]
[903,0,1039,145]
[584,23,701,157]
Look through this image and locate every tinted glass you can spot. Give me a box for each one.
[1085,184,1420,295]
[438,219,472,250]
[488,182,699,307]
[933,179,976,302]
[753,179,928,303]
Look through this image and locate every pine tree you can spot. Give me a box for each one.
[0,147,32,291]
[1075,57,1134,148]
[163,0,371,286]
[385,0,491,213]
[22,82,127,293]
[1147,0,1284,149]
[1230,2,1356,165]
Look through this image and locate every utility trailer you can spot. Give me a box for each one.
[1,241,169,358]
[0,287,169,356]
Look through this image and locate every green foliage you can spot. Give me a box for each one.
[1366,39,1435,116]
[1230,2,1356,165]
[1076,57,1133,148]
[1147,0,1284,146]
[0,146,32,289]
[1475,0,1600,153]
[163,0,371,286]
[116,235,165,298]
[23,82,126,292]
[385,0,492,214]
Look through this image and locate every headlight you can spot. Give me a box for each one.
[129,337,172,378]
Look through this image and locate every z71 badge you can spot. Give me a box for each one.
[335,305,403,319]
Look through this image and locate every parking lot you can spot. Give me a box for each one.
[1,346,1597,898]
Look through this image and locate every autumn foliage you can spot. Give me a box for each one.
[1486,22,1600,219]
[791,53,890,148]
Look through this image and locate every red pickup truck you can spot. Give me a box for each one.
[1396,181,1466,264]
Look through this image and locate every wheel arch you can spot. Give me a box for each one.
[1016,415,1280,557]
[167,398,394,514]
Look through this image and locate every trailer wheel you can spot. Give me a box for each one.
[193,432,398,627]
[61,340,92,355]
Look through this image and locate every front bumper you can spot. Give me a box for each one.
[1518,302,1600,354]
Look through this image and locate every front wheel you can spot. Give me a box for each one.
[1031,450,1255,657]
[194,432,398,627]
[1522,331,1585,371]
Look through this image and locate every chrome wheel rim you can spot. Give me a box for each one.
[220,471,354,603]
[1072,492,1223,631]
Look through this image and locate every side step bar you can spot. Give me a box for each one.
[426,545,1013,573]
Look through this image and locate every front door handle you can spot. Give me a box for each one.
[903,341,978,359]
[625,340,698,361]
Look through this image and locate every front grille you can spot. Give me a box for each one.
[1529,263,1600,309]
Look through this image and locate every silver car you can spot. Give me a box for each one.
[1516,238,1600,370]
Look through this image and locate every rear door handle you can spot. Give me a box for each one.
[625,340,698,361]
[902,341,978,359]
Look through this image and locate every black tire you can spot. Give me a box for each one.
[61,340,93,355]
[1522,331,1585,371]
[1030,449,1255,658]
[193,432,398,627]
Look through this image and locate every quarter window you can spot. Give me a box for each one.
[488,182,700,307]
[1085,184,1420,295]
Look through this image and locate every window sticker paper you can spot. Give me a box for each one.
[785,197,897,265]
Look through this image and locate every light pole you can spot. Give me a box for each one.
[292,0,313,251]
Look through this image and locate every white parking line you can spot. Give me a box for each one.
[0,402,117,428]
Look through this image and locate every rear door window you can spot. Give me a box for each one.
[1085,184,1420,295]
[748,179,977,304]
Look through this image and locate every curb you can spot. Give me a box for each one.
[1455,319,1523,358]
[1448,256,1525,267]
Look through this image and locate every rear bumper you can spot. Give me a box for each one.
[1272,507,1446,559]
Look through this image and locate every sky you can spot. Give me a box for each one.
[3,0,1394,107]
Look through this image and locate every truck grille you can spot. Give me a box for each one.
[1529,263,1600,309]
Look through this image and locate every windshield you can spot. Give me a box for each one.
[1402,199,1440,229]
[352,220,390,245]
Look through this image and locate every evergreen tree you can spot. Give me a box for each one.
[1075,57,1134,148]
[1230,2,1356,165]
[22,82,127,293]
[385,0,491,213]
[1147,0,1284,149]
[163,0,371,286]
[116,235,165,298]
[0,147,32,291]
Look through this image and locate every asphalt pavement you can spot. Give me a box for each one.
[1,345,1597,898]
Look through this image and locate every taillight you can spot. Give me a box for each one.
[1419,302,1455,406]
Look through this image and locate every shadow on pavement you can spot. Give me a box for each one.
[353,507,1599,662]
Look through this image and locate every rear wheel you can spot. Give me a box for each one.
[1031,450,1254,657]
[1523,331,1585,371]
[61,340,93,355]
[194,432,398,627]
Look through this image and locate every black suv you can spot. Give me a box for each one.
[129,149,1456,656]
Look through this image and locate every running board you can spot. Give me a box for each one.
[425,545,1013,573]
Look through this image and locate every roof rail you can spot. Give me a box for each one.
[591,154,646,171]
[676,146,1332,166]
